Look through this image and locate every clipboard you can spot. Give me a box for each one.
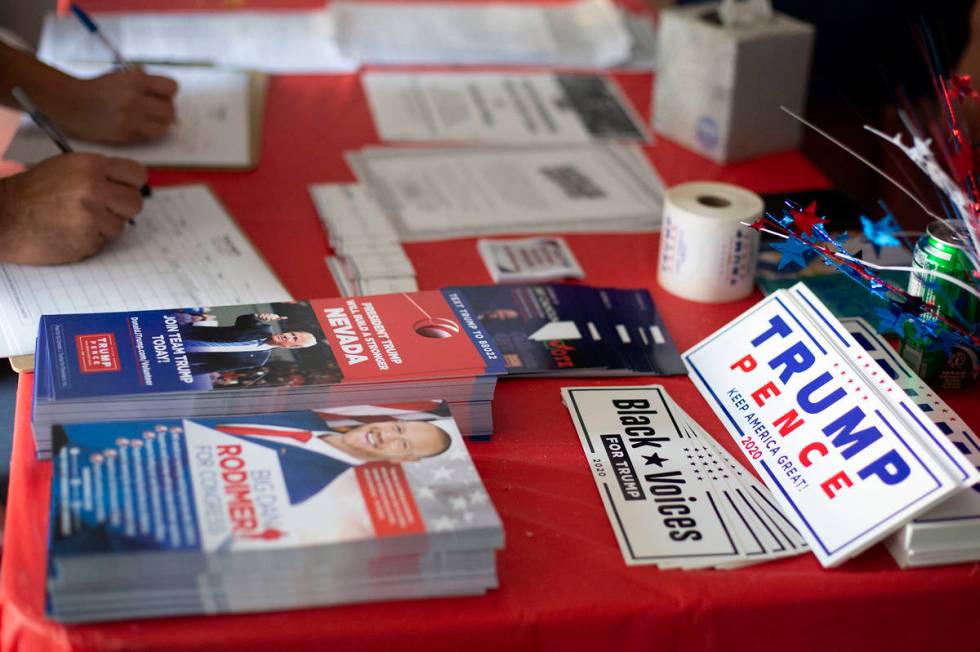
[153,69,268,170]
[4,65,268,171]
[146,69,268,171]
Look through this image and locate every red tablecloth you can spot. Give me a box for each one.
[3,36,980,652]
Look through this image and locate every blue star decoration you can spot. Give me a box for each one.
[927,327,965,355]
[770,237,811,270]
[860,209,902,256]
[873,305,915,336]
[910,318,939,341]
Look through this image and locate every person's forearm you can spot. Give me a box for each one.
[0,42,84,116]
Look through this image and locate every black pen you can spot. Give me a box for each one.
[11,86,152,205]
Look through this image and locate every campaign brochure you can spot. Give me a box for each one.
[839,317,980,567]
[32,290,506,458]
[446,284,685,377]
[46,401,504,622]
[562,385,806,569]
[682,282,980,567]
[477,237,585,284]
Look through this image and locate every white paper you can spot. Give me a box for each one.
[309,184,400,251]
[682,282,979,566]
[335,0,632,67]
[477,237,585,283]
[38,9,356,73]
[349,145,663,241]
[4,65,253,168]
[363,72,649,144]
[0,185,290,358]
[312,185,416,298]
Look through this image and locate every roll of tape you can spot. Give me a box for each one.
[657,181,763,303]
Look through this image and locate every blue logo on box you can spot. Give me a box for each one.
[696,116,719,150]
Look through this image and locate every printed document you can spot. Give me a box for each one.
[0,185,289,358]
[363,72,649,144]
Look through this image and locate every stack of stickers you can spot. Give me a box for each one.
[311,184,419,297]
[562,385,808,568]
[32,290,505,458]
[447,284,687,377]
[839,317,980,568]
[682,283,979,567]
[45,403,504,622]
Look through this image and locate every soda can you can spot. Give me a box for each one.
[900,220,979,389]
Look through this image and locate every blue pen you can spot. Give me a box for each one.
[69,3,131,70]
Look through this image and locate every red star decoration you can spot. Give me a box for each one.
[950,74,980,101]
[789,202,827,238]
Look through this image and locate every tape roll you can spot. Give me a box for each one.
[657,181,763,303]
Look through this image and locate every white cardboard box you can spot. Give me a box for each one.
[653,3,814,163]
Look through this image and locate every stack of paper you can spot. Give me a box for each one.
[0,185,289,365]
[838,318,980,568]
[4,64,262,169]
[335,0,632,68]
[311,184,418,297]
[37,9,356,73]
[347,144,664,242]
[45,402,504,623]
[32,290,506,458]
[447,284,686,377]
[563,385,808,568]
[683,283,980,567]
[362,72,650,145]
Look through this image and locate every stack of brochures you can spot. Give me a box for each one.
[45,402,504,622]
[326,255,419,297]
[346,144,664,242]
[334,0,633,68]
[837,318,980,568]
[310,185,419,297]
[447,284,687,377]
[32,291,505,458]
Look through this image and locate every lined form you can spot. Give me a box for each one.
[0,185,290,358]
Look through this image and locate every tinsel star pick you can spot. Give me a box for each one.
[787,201,828,239]
[770,237,810,270]
[860,211,902,256]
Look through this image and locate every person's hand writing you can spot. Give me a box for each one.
[52,68,179,145]
[0,153,147,265]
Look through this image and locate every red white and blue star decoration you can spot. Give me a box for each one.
[748,200,979,351]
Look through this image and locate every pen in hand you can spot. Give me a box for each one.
[69,3,131,71]
[11,86,152,214]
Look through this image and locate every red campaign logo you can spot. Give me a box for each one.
[76,333,121,373]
